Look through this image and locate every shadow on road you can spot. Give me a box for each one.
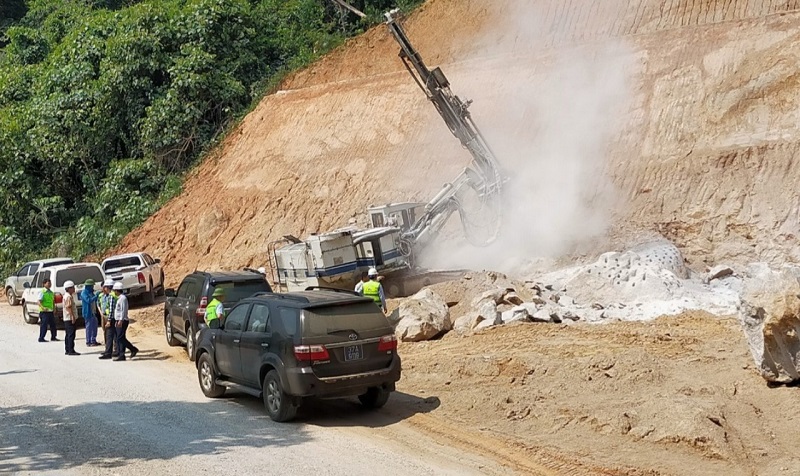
[227,390,440,428]
[0,399,309,473]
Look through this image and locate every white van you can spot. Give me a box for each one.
[4,257,74,305]
[21,263,105,325]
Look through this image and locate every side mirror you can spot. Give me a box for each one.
[155,258,161,264]
[164,288,176,298]
[209,319,221,330]
[23,282,30,289]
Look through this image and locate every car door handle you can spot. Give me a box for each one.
[233,339,240,344]
[261,343,269,348]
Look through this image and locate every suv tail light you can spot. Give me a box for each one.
[294,345,330,362]
[195,296,208,317]
[137,272,146,284]
[54,293,63,304]
[377,334,397,352]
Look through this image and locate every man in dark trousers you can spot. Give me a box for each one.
[113,282,139,361]
[62,280,80,356]
[98,279,117,360]
[37,278,58,342]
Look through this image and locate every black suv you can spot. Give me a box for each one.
[195,288,401,422]
[164,270,272,361]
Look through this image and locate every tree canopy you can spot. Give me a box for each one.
[0,0,419,274]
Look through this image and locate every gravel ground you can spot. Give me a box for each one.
[0,305,502,476]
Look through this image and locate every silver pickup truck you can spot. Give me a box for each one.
[101,252,165,304]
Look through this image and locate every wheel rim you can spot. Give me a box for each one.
[187,331,194,355]
[266,379,281,413]
[165,319,172,340]
[200,361,212,391]
[6,289,13,305]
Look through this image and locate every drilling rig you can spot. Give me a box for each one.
[269,9,505,297]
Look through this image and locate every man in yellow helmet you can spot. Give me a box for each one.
[360,268,387,314]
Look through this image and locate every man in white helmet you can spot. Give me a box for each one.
[112,282,139,361]
[62,280,80,356]
[360,268,387,313]
[98,279,118,360]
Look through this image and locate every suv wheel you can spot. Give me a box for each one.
[358,387,390,409]
[6,288,18,306]
[198,353,225,398]
[263,370,297,422]
[156,272,165,296]
[164,316,180,346]
[144,278,155,305]
[186,326,196,362]
[22,303,38,324]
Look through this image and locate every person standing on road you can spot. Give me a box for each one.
[361,268,387,314]
[354,271,369,294]
[98,280,118,360]
[62,280,80,356]
[37,278,58,343]
[113,282,138,361]
[80,279,100,347]
[204,288,225,327]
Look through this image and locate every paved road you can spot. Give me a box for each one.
[0,306,493,475]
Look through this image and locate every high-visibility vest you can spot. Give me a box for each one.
[39,289,55,312]
[104,293,118,317]
[205,298,222,324]
[362,280,382,305]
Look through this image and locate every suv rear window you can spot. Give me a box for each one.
[302,302,387,337]
[103,256,142,271]
[56,267,104,287]
[210,280,270,302]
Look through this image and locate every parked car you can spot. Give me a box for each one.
[21,262,105,326]
[5,257,75,306]
[101,252,165,304]
[164,270,272,362]
[195,288,401,422]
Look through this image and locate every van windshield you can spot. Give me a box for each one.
[303,302,387,337]
[56,267,104,287]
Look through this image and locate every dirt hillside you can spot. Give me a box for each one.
[114,0,800,282]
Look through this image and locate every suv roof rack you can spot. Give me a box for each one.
[304,286,361,296]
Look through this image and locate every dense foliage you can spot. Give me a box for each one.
[0,0,420,275]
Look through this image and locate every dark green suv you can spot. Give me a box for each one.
[194,288,401,422]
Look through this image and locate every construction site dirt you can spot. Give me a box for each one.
[111,0,800,474]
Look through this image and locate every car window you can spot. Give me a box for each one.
[103,256,142,271]
[302,303,388,337]
[28,264,40,275]
[55,267,104,287]
[279,307,299,337]
[210,280,270,302]
[224,304,249,332]
[17,265,30,276]
[144,254,154,265]
[187,280,203,302]
[246,304,270,333]
[33,271,50,288]
[176,279,192,299]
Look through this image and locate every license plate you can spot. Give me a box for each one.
[344,344,363,362]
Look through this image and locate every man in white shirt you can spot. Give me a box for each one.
[113,282,139,361]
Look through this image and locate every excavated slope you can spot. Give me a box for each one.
[115,0,800,283]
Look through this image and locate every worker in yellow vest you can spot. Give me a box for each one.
[37,278,57,342]
[361,268,387,313]
[205,288,226,326]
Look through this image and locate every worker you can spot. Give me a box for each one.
[98,279,117,360]
[362,268,387,313]
[80,279,100,347]
[62,280,80,356]
[354,271,369,294]
[113,282,139,361]
[37,278,57,342]
[205,288,225,327]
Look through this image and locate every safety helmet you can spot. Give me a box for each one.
[368,267,378,277]
[113,282,124,291]
[63,280,75,289]
[103,279,114,288]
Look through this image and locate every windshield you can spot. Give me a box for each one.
[303,302,387,337]
[103,256,142,271]
[210,280,270,302]
[56,267,104,287]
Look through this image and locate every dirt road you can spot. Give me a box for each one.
[0,304,510,476]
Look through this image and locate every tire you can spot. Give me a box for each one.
[164,315,180,347]
[186,325,196,362]
[156,272,165,296]
[197,353,225,398]
[144,279,155,305]
[263,370,297,422]
[358,387,391,409]
[6,287,18,306]
[22,302,38,325]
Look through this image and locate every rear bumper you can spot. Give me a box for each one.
[284,355,402,398]
[122,284,147,297]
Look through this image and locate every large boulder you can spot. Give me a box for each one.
[393,289,452,342]
[738,266,800,383]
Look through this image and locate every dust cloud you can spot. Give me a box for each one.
[419,0,636,275]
